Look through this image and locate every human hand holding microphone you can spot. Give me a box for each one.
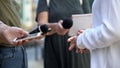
[33,18,73,36]
[55,19,73,35]
[14,18,73,42]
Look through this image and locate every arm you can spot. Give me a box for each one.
[37,12,69,36]
[36,0,56,35]
[0,21,29,46]
[77,0,120,50]
[37,11,57,35]
[0,21,10,42]
[36,0,69,36]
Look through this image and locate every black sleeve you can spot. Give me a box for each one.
[82,0,91,13]
[36,0,48,21]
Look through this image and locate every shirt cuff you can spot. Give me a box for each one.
[77,34,86,49]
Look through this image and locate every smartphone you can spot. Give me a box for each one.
[13,32,42,42]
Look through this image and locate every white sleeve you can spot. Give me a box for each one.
[77,0,120,50]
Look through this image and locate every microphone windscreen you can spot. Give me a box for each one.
[62,19,73,29]
[40,24,49,34]
[29,24,49,34]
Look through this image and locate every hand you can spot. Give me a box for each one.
[68,36,89,54]
[0,27,29,46]
[67,36,77,51]
[68,29,89,53]
[76,29,84,36]
[56,20,69,35]
[67,29,84,51]
[76,48,89,54]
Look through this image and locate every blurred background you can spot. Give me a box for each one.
[15,0,94,68]
[15,0,44,68]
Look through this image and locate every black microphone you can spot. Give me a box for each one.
[29,19,73,34]
[29,24,50,34]
[62,18,73,29]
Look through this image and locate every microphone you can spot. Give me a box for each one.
[29,19,73,34]
[62,18,73,29]
[29,24,50,34]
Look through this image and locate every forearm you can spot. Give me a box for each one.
[37,11,48,25]
[37,11,57,35]
[77,1,120,50]
[0,21,10,35]
[0,21,10,43]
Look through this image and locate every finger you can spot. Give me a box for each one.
[67,36,74,42]
[13,39,23,46]
[18,29,29,37]
[76,48,82,54]
[76,48,79,53]
[79,29,84,33]
[79,49,83,54]
[58,20,63,23]
[22,39,30,44]
[83,49,89,53]
[58,20,63,26]
[17,40,23,46]
[76,32,80,35]
[77,30,84,35]
[68,44,76,51]
[12,41,19,46]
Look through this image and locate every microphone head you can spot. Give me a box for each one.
[62,18,73,29]
[29,24,50,34]
[40,24,49,34]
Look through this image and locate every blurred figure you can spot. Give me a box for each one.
[68,0,120,68]
[0,0,33,68]
[89,0,94,10]
[36,0,91,68]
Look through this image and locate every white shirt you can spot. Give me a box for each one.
[77,0,120,68]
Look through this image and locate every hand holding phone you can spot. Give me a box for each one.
[13,24,51,42]
[13,32,44,42]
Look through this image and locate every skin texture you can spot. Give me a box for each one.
[0,21,36,46]
[68,29,89,54]
[37,11,69,36]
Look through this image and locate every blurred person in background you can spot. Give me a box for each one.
[36,0,91,68]
[68,0,120,68]
[0,0,35,68]
[88,0,94,10]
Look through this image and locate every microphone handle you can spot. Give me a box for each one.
[29,24,50,34]
[29,28,40,34]
[29,19,73,34]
